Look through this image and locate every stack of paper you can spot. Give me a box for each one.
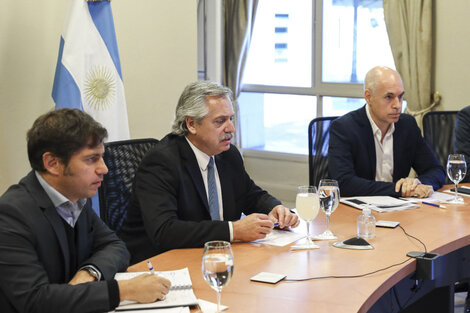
[341,196,419,213]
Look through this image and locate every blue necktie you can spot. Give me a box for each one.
[207,157,220,220]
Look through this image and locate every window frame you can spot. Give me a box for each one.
[241,0,365,118]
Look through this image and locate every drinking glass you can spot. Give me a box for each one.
[202,241,234,312]
[314,179,340,240]
[447,154,467,204]
[294,186,320,249]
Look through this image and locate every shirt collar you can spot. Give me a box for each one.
[365,104,395,138]
[35,171,87,219]
[185,137,212,171]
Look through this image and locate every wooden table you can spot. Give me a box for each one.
[129,186,470,312]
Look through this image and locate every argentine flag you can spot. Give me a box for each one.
[52,0,130,142]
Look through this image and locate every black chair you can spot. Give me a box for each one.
[308,116,338,187]
[98,138,159,233]
[422,111,458,169]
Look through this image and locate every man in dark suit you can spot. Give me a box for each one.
[0,109,170,313]
[328,66,445,197]
[454,105,470,183]
[120,81,299,264]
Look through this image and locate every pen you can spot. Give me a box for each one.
[147,260,155,275]
[273,222,279,227]
[422,201,447,208]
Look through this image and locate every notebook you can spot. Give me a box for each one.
[114,268,198,311]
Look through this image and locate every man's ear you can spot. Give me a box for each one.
[186,116,197,135]
[42,152,62,176]
[364,88,372,105]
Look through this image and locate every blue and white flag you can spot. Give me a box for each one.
[52,0,130,142]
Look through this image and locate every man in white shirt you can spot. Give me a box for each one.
[328,66,445,197]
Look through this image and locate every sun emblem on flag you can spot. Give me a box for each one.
[84,65,116,110]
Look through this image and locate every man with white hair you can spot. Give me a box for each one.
[120,81,299,264]
[328,66,445,197]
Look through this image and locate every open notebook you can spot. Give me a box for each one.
[114,268,198,311]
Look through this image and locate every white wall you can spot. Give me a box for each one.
[0,0,197,193]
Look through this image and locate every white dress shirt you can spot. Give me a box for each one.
[365,105,395,182]
[185,137,234,240]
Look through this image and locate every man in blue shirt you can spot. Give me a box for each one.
[0,109,170,313]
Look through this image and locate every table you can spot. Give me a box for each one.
[129,186,470,312]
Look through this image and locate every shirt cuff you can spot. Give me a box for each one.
[228,221,233,241]
[107,279,120,310]
[79,265,102,281]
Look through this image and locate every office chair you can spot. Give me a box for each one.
[422,111,458,170]
[98,138,159,233]
[308,116,338,187]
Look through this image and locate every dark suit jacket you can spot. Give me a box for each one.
[454,105,470,183]
[0,171,129,313]
[119,134,281,264]
[328,106,445,196]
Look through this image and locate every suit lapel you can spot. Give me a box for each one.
[178,137,210,212]
[25,172,71,280]
[357,107,377,178]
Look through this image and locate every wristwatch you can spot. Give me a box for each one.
[82,266,101,281]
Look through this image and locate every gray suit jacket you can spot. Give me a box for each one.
[0,171,129,313]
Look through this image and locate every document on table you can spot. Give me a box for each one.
[341,196,419,213]
[114,268,198,311]
[401,191,456,203]
[251,229,306,246]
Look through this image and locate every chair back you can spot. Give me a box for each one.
[308,116,338,187]
[98,138,159,232]
[422,111,458,169]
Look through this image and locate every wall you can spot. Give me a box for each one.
[0,0,197,193]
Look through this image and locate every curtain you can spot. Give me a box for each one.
[383,0,440,129]
[222,0,258,148]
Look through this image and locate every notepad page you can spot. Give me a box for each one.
[114,268,198,311]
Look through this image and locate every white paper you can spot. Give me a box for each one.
[341,196,419,213]
[401,191,456,203]
[250,229,306,246]
[198,299,228,313]
[114,268,198,311]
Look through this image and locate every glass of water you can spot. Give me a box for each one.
[447,154,467,204]
[294,186,320,249]
[202,241,234,312]
[314,179,340,240]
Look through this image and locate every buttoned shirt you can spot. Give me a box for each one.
[365,105,395,182]
[185,137,234,240]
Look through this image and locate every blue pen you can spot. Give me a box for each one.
[422,201,446,208]
[147,260,155,275]
[273,222,279,227]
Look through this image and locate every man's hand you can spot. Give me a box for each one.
[119,273,171,303]
[395,177,433,198]
[232,213,274,241]
[68,269,96,285]
[268,205,300,229]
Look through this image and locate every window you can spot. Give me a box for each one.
[240,0,395,155]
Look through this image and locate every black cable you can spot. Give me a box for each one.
[398,224,427,253]
[284,258,412,282]
[284,224,427,282]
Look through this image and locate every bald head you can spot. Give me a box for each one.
[364,66,405,134]
[364,66,403,96]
